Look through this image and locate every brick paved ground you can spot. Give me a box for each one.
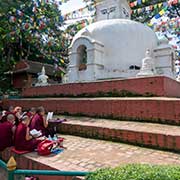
[24,135,180,172]
[0,167,7,180]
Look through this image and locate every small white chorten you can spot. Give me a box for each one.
[137,49,156,77]
[35,66,49,86]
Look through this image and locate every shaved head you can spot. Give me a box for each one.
[7,114,15,124]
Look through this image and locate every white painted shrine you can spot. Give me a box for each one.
[35,66,49,86]
[66,0,176,83]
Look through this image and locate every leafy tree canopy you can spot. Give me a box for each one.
[0,0,68,91]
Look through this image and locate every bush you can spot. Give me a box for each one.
[85,164,180,180]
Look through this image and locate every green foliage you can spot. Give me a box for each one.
[86,164,180,180]
[0,0,68,91]
[0,0,68,65]
[0,0,23,14]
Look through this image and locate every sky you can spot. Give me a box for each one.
[60,0,86,15]
[59,0,180,52]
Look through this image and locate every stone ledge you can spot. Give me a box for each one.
[3,97,180,125]
[49,116,180,152]
[21,76,180,98]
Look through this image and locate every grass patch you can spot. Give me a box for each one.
[86,164,180,180]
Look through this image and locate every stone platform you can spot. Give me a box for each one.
[3,97,180,125]
[2,76,180,179]
[1,135,180,180]
[51,115,180,152]
[22,76,180,98]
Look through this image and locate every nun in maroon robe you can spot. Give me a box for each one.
[0,114,15,151]
[29,106,48,136]
[14,115,41,151]
[1,111,19,127]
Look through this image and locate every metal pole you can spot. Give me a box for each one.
[14,169,90,176]
[1,156,90,179]
[7,156,17,180]
[0,159,7,169]
[8,170,14,180]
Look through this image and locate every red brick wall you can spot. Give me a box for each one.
[13,73,27,89]
[164,77,180,97]
[21,76,180,98]
[3,98,180,125]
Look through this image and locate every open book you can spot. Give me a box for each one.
[30,129,42,138]
[46,112,54,121]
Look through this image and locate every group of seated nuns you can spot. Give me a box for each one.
[0,106,54,152]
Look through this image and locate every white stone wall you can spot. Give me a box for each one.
[154,44,176,78]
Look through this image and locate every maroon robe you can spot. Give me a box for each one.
[0,121,13,151]
[26,112,33,119]
[14,122,40,151]
[30,113,46,136]
[1,112,19,126]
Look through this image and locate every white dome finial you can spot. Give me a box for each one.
[42,66,45,75]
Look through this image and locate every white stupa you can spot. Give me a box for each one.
[66,0,176,83]
[35,66,49,86]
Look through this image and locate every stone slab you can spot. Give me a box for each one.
[22,76,180,98]
[50,116,180,152]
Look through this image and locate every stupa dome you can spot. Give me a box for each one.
[72,19,158,75]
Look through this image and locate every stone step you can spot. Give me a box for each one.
[50,116,180,152]
[3,97,180,125]
[22,76,180,98]
[1,135,180,180]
